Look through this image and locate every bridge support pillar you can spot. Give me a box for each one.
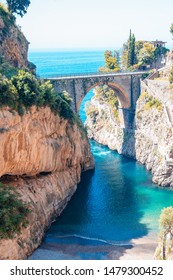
[49,71,144,118]
[130,75,141,110]
[118,108,135,129]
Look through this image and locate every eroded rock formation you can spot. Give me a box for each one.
[0,107,94,259]
[85,80,173,187]
[0,6,34,71]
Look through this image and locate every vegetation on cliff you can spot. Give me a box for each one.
[155,207,173,260]
[0,183,29,239]
[0,70,87,142]
[138,91,163,112]
[99,50,120,73]
[121,31,168,71]
[0,1,87,140]
[0,3,15,39]
[100,29,169,73]
[0,2,35,73]
[6,0,30,17]
[170,23,173,38]
[169,66,173,84]
[0,70,75,120]
[127,30,136,69]
[86,85,120,122]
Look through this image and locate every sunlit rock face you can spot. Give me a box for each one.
[85,80,173,187]
[0,10,35,71]
[0,106,94,259]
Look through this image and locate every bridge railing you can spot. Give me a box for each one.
[45,70,150,79]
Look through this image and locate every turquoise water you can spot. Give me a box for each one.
[29,50,105,77]
[29,51,173,259]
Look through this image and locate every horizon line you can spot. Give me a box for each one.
[28,47,122,52]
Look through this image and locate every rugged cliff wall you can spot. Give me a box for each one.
[86,80,173,187]
[0,106,94,259]
[0,3,95,260]
[0,4,34,71]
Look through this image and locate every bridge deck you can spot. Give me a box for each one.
[47,71,149,80]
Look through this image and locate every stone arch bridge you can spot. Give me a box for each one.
[48,71,146,128]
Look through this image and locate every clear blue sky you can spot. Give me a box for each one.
[2,0,173,50]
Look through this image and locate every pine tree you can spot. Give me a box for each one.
[170,23,173,39]
[127,30,132,68]
[131,34,136,65]
[127,30,136,69]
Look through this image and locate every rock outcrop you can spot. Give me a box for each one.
[86,80,173,187]
[0,4,35,71]
[0,106,93,177]
[0,107,94,259]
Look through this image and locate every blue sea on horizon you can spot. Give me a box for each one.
[29,50,105,78]
[28,50,173,260]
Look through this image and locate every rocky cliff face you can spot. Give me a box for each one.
[86,80,173,187]
[0,4,34,71]
[86,100,135,158]
[0,107,94,259]
[0,106,93,177]
[135,80,173,187]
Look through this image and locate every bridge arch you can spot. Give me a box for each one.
[77,81,130,112]
[49,71,143,128]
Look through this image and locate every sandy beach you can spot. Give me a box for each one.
[29,235,157,260]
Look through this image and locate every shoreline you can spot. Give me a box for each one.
[29,234,157,260]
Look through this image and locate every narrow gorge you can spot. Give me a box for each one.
[86,74,173,188]
[1,1,173,261]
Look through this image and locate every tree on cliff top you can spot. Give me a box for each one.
[6,0,30,17]
[170,23,173,39]
[160,207,173,234]
[99,50,120,73]
[127,30,136,69]
[159,207,173,260]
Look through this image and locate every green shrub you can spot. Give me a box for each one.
[157,207,173,260]
[159,207,173,234]
[169,66,173,84]
[54,95,74,120]
[39,80,57,107]
[58,91,72,106]
[95,85,119,107]
[138,91,148,101]
[11,70,44,108]
[0,70,75,121]
[0,62,18,78]
[141,92,163,112]
[86,85,120,123]
[113,108,120,123]
[145,98,163,111]
[95,85,120,119]
[0,74,18,110]
[0,183,30,239]
[86,103,98,116]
